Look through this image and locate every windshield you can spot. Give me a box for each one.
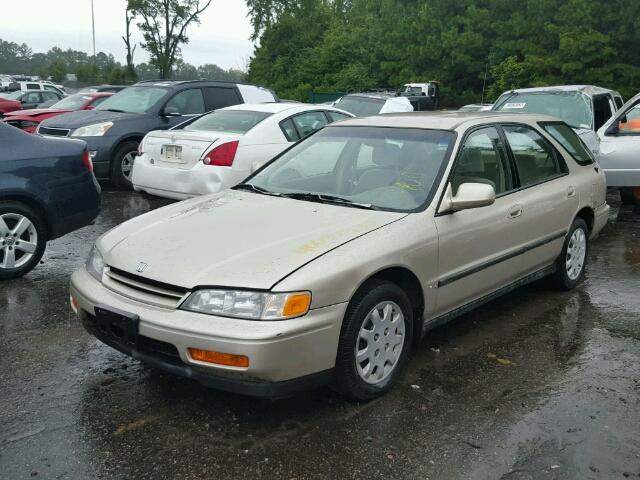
[184,110,272,133]
[333,96,386,117]
[245,126,454,212]
[50,94,92,110]
[96,86,167,114]
[493,91,593,129]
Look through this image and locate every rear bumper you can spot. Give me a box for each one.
[602,169,640,188]
[47,173,101,239]
[132,154,249,200]
[70,268,346,395]
[71,136,116,180]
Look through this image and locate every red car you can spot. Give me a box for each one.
[1,92,113,133]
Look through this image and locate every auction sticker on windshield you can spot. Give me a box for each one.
[503,103,527,109]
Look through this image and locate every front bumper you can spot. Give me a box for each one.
[70,268,346,395]
[132,154,249,200]
[592,202,610,239]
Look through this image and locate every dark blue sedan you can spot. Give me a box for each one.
[0,123,101,279]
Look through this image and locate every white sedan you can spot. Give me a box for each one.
[132,103,354,199]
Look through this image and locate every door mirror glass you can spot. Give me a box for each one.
[448,182,496,211]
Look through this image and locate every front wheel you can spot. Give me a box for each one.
[0,201,47,280]
[110,141,139,190]
[552,218,589,290]
[333,280,413,401]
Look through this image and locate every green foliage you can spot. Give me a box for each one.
[247,0,640,105]
[127,0,213,78]
[48,60,67,82]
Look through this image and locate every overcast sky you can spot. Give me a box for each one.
[2,0,255,70]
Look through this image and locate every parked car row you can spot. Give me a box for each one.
[0,90,65,116]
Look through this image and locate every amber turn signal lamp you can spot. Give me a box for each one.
[282,292,312,317]
[188,348,249,368]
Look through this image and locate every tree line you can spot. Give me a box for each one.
[246,0,640,106]
[0,38,244,85]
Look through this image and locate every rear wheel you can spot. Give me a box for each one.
[333,280,413,401]
[0,201,47,280]
[110,141,139,190]
[552,218,588,290]
[620,187,640,205]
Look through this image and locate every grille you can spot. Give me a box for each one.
[38,126,71,136]
[104,266,190,308]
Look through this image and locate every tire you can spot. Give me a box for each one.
[333,280,413,401]
[620,187,639,205]
[552,218,589,290]
[110,141,139,190]
[0,201,47,280]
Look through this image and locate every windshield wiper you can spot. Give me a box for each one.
[281,192,376,210]
[102,108,127,113]
[233,183,282,197]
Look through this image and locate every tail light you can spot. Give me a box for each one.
[202,140,239,167]
[82,150,93,172]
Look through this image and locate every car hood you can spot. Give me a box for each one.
[40,109,143,128]
[98,190,406,290]
[4,108,68,118]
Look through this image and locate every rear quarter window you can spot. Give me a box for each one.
[541,122,594,166]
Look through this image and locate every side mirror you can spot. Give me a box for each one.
[440,182,495,213]
[162,106,181,117]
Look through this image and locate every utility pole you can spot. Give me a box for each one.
[91,0,96,61]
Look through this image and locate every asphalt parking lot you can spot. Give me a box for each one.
[1,191,639,480]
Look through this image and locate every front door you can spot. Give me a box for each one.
[434,126,524,316]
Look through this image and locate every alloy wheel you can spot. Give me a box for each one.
[566,228,586,280]
[0,213,39,270]
[121,152,136,179]
[355,301,406,384]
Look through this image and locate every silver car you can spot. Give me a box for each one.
[597,92,640,204]
[70,112,609,400]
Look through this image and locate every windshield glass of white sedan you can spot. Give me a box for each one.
[494,92,593,130]
[249,126,454,211]
[183,110,273,133]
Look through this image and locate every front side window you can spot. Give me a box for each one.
[494,92,593,130]
[165,89,205,115]
[542,122,594,165]
[96,86,168,114]
[617,101,640,134]
[503,125,563,187]
[451,127,513,195]
[42,92,60,101]
[248,126,455,212]
[184,110,272,133]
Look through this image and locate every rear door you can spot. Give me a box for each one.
[501,124,577,275]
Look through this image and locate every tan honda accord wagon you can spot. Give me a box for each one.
[70,112,609,400]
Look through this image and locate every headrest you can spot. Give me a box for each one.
[372,143,401,167]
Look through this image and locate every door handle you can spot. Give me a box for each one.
[508,205,523,219]
[567,186,577,198]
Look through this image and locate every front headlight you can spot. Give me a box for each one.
[86,246,105,282]
[72,121,113,137]
[180,290,311,320]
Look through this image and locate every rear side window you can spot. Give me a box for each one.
[26,83,40,90]
[24,92,41,103]
[541,122,594,165]
[280,118,298,141]
[291,112,328,139]
[503,125,564,187]
[203,87,242,110]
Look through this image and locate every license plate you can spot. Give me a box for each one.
[164,145,183,162]
[94,304,140,348]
